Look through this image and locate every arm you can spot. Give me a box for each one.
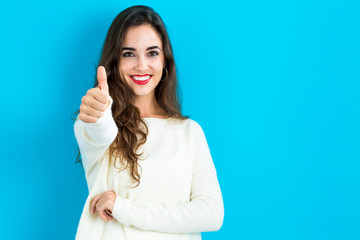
[73,96,118,173]
[111,120,224,233]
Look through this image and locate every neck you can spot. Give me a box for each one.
[134,93,165,118]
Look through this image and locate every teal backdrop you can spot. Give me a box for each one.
[1,0,359,239]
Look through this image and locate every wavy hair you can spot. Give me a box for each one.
[74,5,189,187]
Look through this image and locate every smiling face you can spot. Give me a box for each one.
[119,24,164,101]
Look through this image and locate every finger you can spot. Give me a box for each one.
[87,88,109,105]
[107,214,114,221]
[105,210,113,221]
[95,199,112,221]
[90,194,103,215]
[105,209,113,220]
[105,209,112,216]
[98,209,111,221]
[84,98,108,112]
[80,104,104,118]
[97,66,109,94]
[79,112,98,123]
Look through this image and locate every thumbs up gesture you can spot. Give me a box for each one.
[79,66,110,123]
[97,66,109,94]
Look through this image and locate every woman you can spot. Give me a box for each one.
[74,5,224,240]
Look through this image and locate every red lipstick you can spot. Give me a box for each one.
[130,74,152,85]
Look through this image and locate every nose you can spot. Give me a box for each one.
[134,55,148,72]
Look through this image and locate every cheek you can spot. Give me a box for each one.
[151,60,164,73]
[119,63,130,78]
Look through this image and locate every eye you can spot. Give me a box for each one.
[148,51,159,57]
[123,52,135,57]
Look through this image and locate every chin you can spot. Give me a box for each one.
[133,89,155,97]
[129,81,160,97]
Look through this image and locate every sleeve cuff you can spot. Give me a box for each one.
[112,195,131,227]
[82,95,114,130]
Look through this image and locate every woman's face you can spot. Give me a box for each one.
[119,24,164,99]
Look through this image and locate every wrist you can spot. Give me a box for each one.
[110,191,117,212]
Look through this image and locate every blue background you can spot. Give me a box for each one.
[1,0,359,239]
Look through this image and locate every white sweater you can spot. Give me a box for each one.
[74,97,224,240]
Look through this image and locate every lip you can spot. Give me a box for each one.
[130,75,152,85]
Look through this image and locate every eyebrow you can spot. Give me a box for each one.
[121,46,161,51]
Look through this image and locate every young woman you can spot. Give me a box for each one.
[74,5,224,240]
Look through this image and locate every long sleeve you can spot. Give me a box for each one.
[111,120,224,233]
[73,96,118,175]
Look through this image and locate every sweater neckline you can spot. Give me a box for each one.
[143,117,171,120]
[143,117,185,129]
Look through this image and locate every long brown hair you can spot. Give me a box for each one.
[74,5,189,187]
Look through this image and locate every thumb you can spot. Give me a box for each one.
[97,66,109,94]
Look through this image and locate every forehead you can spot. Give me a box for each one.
[122,24,163,49]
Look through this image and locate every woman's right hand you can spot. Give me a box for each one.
[79,66,110,123]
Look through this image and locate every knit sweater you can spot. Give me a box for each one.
[73,97,224,240]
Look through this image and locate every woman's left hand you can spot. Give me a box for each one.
[90,190,117,221]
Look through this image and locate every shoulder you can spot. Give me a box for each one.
[188,119,206,138]
[169,117,205,136]
[186,118,203,131]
